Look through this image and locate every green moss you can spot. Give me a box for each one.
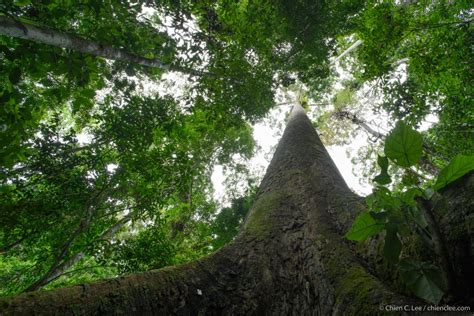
[335,266,392,315]
[336,266,374,298]
[244,190,285,239]
[315,225,393,315]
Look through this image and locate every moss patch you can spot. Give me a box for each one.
[335,266,393,315]
[244,190,285,239]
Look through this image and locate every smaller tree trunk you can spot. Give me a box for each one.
[0,16,203,76]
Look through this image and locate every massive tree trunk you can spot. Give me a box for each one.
[0,104,419,315]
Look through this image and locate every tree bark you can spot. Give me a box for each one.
[0,16,203,76]
[433,172,474,305]
[0,104,420,315]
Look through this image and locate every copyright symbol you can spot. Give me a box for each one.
[379,305,385,311]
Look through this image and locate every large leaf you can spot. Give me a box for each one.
[346,212,385,241]
[384,121,423,167]
[374,173,391,185]
[370,186,401,211]
[434,154,474,191]
[400,260,445,304]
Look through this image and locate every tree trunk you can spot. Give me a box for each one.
[434,172,474,305]
[0,104,419,315]
[0,16,203,76]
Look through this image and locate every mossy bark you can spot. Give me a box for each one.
[0,104,421,315]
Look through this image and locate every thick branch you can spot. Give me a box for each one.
[333,39,363,63]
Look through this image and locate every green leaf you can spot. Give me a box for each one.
[401,169,419,187]
[400,188,422,206]
[374,172,391,185]
[409,205,428,228]
[346,212,385,241]
[14,0,31,7]
[400,260,445,304]
[384,121,423,167]
[369,210,388,223]
[371,186,401,211]
[434,154,474,191]
[374,154,391,184]
[377,154,389,170]
[365,194,376,209]
[383,228,401,263]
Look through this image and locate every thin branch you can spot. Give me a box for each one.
[333,39,363,63]
[409,18,474,31]
[46,265,115,285]
[0,236,27,254]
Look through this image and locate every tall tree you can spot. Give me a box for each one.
[0,104,423,314]
[1,0,472,312]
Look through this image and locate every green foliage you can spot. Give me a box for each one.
[97,224,177,274]
[400,260,445,304]
[332,88,355,110]
[434,154,474,191]
[0,87,257,294]
[345,212,384,241]
[211,192,255,249]
[346,120,471,303]
[351,0,473,165]
[0,0,471,305]
[384,121,423,167]
[373,155,391,185]
[383,227,402,264]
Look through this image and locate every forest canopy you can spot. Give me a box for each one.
[0,0,473,306]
